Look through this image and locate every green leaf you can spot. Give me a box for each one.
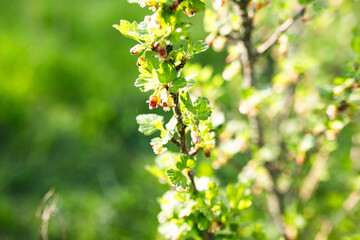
[312,1,328,12]
[180,93,212,120]
[193,97,212,120]
[316,85,334,99]
[113,20,141,41]
[150,137,164,148]
[138,57,153,76]
[226,183,252,211]
[175,155,196,171]
[165,169,190,189]
[136,114,164,135]
[168,49,186,66]
[169,77,187,92]
[195,214,212,231]
[134,77,159,92]
[135,58,160,92]
[180,92,194,112]
[193,40,209,55]
[205,181,218,200]
[157,61,177,83]
[180,0,205,14]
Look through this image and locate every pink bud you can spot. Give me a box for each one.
[157,46,166,57]
[137,56,145,66]
[130,45,143,55]
[172,1,180,11]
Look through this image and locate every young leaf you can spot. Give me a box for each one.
[175,155,196,171]
[193,40,209,55]
[113,20,140,41]
[180,92,194,112]
[165,169,190,189]
[157,61,177,83]
[136,114,164,135]
[135,58,160,92]
[139,58,154,78]
[169,77,187,93]
[135,77,159,92]
[180,93,211,120]
[193,97,212,120]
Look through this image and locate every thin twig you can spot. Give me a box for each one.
[299,147,330,202]
[171,137,181,148]
[232,0,256,88]
[256,6,306,57]
[230,1,289,238]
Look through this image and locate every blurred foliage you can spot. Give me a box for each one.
[0,0,360,239]
[0,0,168,239]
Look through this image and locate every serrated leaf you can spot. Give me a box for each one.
[180,92,194,112]
[157,61,177,83]
[135,58,160,92]
[169,77,187,92]
[193,97,212,120]
[193,40,209,55]
[180,93,212,120]
[139,58,154,78]
[175,155,196,171]
[136,114,164,135]
[135,77,159,92]
[113,20,140,41]
[150,137,164,148]
[166,169,190,189]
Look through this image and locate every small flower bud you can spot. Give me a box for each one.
[278,35,288,57]
[203,148,211,158]
[183,7,195,16]
[326,105,338,119]
[172,1,180,11]
[157,46,167,58]
[191,131,201,145]
[137,56,145,66]
[130,44,143,55]
[146,94,158,110]
[153,41,159,49]
[151,144,166,154]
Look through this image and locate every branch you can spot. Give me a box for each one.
[171,92,189,155]
[231,0,256,88]
[265,162,287,238]
[256,6,306,56]
[171,137,181,148]
[231,1,288,238]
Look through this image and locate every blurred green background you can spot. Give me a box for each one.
[0,1,170,239]
[0,0,359,239]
